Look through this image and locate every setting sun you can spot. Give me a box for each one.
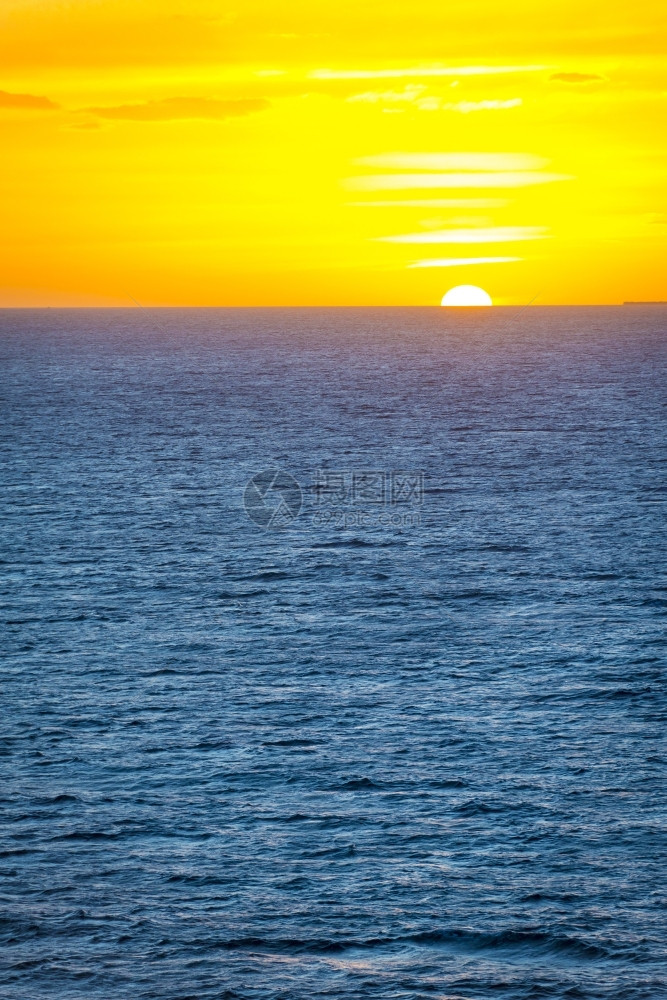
[441,285,493,307]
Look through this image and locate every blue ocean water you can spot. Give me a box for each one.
[0,306,665,1000]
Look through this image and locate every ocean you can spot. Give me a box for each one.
[1,307,665,999]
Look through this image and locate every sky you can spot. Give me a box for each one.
[1,0,665,305]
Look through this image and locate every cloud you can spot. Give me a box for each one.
[438,99,522,113]
[357,153,546,171]
[0,89,58,110]
[347,85,427,104]
[348,199,507,207]
[550,72,604,83]
[347,90,522,112]
[311,66,546,80]
[347,172,571,190]
[378,227,548,243]
[407,257,522,267]
[86,97,270,122]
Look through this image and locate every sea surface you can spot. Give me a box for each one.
[1,307,665,1000]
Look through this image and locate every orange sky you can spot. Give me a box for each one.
[1,0,665,305]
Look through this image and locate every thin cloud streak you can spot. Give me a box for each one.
[379,227,548,243]
[408,256,522,267]
[440,98,522,112]
[348,199,507,207]
[357,153,547,171]
[347,173,571,190]
[346,93,521,112]
[551,72,604,83]
[310,66,546,80]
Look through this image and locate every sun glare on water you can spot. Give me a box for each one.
[441,285,493,307]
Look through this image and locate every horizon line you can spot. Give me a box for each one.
[0,303,657,310]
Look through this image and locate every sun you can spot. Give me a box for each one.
[441,285,493,307]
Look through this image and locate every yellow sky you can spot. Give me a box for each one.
[1,0,665,305]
